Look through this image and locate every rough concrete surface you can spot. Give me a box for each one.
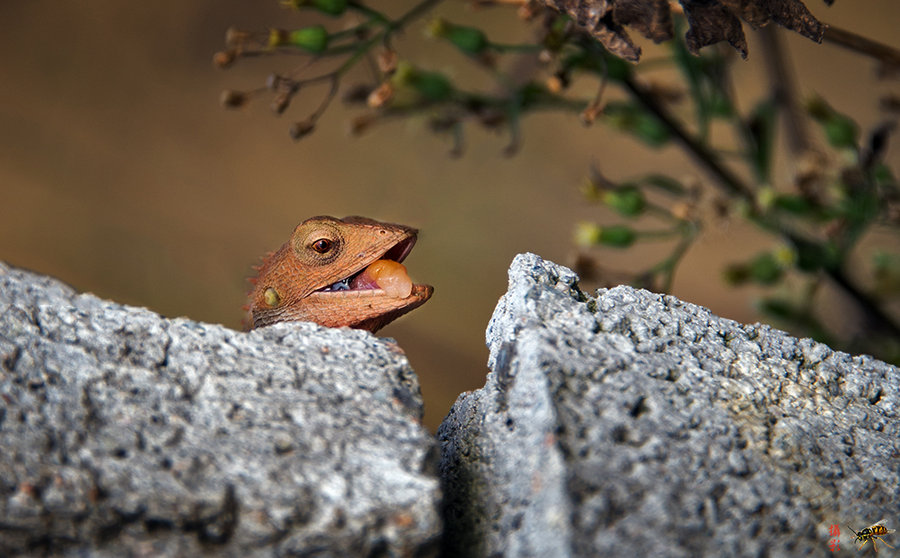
[0,262,441,557]
[438,253,900,557]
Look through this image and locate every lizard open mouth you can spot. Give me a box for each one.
[316,236,418,298]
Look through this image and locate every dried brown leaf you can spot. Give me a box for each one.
[539,0,643,61]
[719,0,770,28]
[615,0,674,43]
[536,0,830,61]
[758,0,826,41]
[680,0,748,58]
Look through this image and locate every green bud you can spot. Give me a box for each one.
[282,0,347,15]
[575,222,602,247]
[756,186,776,209]
[598,225,637,248]
[575,222,643,249]
[602,187,645,216]
[393,61,415,84]
[581,177,603,201]
[428,18,488,55]
[288,25,329,53]
[313,0,347,15]
[773,245,796,267]
[392,61,453,102]
[415,72,453,101]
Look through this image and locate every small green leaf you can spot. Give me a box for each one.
[517,82,553,107]
[873,251,900,295]
[872,163,896,186]
[792,238,838,272]
[604,102,669,147]
[773,194,812,215]
[757,296,833,345]
[840,190,879,225]
[562,51,632,82]
[602,54,631,82]
[634,112,670,146]
[824,116,858,149]
[724,252,785,285]
[758,297,795,320]
[807,96,859,149]
[744,99,776,182]
[723,264,750,285]
[748,252,783,285]
[709,89,734,118]
[669,27,732,135]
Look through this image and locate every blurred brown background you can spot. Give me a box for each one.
[1,1,897,430]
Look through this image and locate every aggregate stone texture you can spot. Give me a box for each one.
[0,262,441,557]
[438,253,900,557]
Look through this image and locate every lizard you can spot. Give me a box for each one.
[246,216,433,332]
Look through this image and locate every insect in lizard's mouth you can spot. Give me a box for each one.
[316,236,421,299]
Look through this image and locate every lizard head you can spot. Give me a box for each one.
[247,215,433,332]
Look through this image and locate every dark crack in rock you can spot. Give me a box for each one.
[0,262,441,557]
[439,253,899,557]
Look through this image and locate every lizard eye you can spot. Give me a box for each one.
[294,222,343,264]
[311,238,333,253]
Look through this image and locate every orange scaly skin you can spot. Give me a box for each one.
[247,216,433,332]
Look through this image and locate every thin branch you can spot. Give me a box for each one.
[620,74,757,201]
[828,266,900,340]
[823,24,900,69]
[619,73,900,339]
[758,26,813,155]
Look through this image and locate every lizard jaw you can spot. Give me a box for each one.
[305,283,434,332]
[307,234,433,332]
